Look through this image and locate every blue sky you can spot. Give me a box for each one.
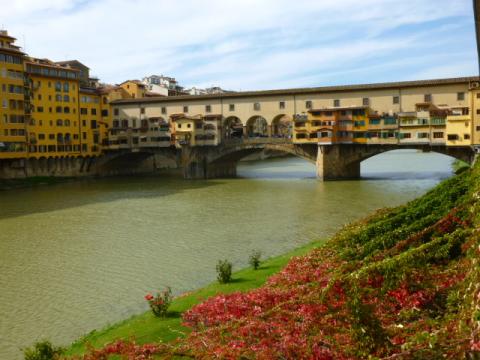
[1,0,477,90]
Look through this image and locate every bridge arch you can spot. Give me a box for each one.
[271,114,293,138]
[246,116,268,137]
[224,116,243,139]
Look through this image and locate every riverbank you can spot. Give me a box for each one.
[0,176,75,191]
[65,240,324,356]
[64,159,480,359]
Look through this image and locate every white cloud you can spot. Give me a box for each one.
[0,0,476,89]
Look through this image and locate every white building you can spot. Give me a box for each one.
[142,75,184,96]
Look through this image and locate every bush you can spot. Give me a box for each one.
[249,250,262,270]
[216,260,232,283]
[145,287,172,317]
[23,340,63,360]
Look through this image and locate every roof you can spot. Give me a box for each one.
[120,80,146,87]
[111,76,479,105]
[0,30,16,40]
[27,57,81,69]
[55,60,90,70]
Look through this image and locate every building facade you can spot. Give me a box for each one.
[110,77,480,149]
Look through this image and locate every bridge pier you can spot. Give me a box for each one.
[181,146,238,179]
[316,145,361,180]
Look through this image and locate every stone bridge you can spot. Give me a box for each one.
[95,138,476,180]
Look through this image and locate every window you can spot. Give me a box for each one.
[334,99,340,107]
[82,132,87,140]
[457,92,465,101]
[433,132,444,138]
[64,119,70,126]
[253,102,261,111]
[229,104,235,111]
[102,109,108,117]
[447,134,459,140]
[55,94,62,102]
[279,101,285,109]
[38,134,45,140]
[113,108,119,116]
[63,107,70,114]
[161,107,166,114]
[183,106,188,113]
[56,119,63,126]
[178,124,182,129]
[140,108,145,114]
[305,101,312,109]
[56,106,62,113]
[55,82,61,92]
[91,120,97,129]
[401,133,411,139]
[37,94,42,100]
[424,94,432,102]
[464,134,471,140]
[205,105,211,113]
[63,95,69,102]
[63,82,69,92]
[49,134,55,140]
[477,126,480,131]
[362,98,369,106]
[91,108,96,115]
[37,106,44,113]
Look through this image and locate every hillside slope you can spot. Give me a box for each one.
[77,164,480,359]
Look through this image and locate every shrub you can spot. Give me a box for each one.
[145,287,172,317]
[23,340,63,360]
[216,260,232,283]
[249,250,262,270]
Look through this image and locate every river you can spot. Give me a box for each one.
[0,150,455,359]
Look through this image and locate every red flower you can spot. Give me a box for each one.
[145,293,154,301]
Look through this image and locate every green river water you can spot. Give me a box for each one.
[0,150,455,359]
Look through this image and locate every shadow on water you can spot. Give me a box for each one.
[0,174,224,221]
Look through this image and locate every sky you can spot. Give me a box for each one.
[0,0,478,91]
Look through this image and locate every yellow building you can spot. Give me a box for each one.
[25,58,82,157]
[446,106,472,146]
[172,114,204,147]
[119,80,146,99]
[0,30,28,159]
[79,88,104,155]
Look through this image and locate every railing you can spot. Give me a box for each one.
[223,137,292,146]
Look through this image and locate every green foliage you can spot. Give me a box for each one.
[23,340,63,360]
[249,250,262,270]
[216,259,233,284]
[347,286,388,356]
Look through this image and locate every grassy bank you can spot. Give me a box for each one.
[64,160,480,359]
[65,240,324,356]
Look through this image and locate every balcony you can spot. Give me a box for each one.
[400,119,429,127]
[430,118,446,126]
[446,114,471,122]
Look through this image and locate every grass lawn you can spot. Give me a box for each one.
[65,240,324,356]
